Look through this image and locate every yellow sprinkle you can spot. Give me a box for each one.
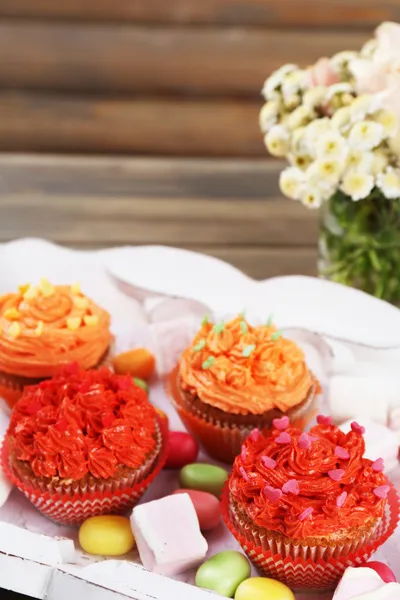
[84,315,99,327]
[18,283,30,296]
[67,317,82,330]
[71,282,81,295]
[3,308,21,320]
[34,321,44,336]
[39,278,55,297]
[73,296,89,310]
[8,322,21,339]
[24,285,38,300]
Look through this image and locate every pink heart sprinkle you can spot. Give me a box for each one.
[241,447,247,462]
[239,466,250,482]
[282,479,300,495]
[298,507,314,522]
[328,469,345,482]
[335,446,350,460]
[373,485,390,499]
[308,435,319,442]
[317,415,332,426]
[276,432,291,445]
[250,428,260,442]
[298,432,311,450]
[372,458,384,472]
[336,491,347,508]
[273,416,290,430]
[261,456,277,470]
[263,485,282,504]
[351,421,365,435]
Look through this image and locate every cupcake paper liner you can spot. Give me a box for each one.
[1,416,168,525]
[167,365,319,463]
[221,482,400,591]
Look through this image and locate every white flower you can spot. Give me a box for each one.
[264,125,290,157]
[326,83,355,100]
[304,118,332,149]
[373,108,399,137]
[348,120,384,150]
[307,158,343,188]
[300,186,323,209]
[282,70,308,102]
[303,86,327,108]
[360,39,377,59]
[372,149,390,176]
[350,94,382,121]
[286,105,315,130]
[331,51,359,71]
[341,170,375,201]
[316,131,348,161]
[259,101,280,133]
[262,64,298,99]
[291,126,307,154]
[331,107,353,133]
[289,153,313,171]
[346,149,374,173]
[279,167,304,200]
[377,167,400,198]
[285,94,301,111]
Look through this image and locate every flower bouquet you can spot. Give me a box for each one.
[260,21,400,305]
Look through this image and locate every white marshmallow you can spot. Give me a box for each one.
[333,567,400,599]
[339,419,399,473]
[130,494,208,576]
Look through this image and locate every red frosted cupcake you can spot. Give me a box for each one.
[2,364,167,524]
[222,416,399,590]
[170,315,318,463]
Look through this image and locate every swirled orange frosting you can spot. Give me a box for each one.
[229,417,388,539]
[8,364,157,479]
[0,280,112,378]
[178,316,313,415]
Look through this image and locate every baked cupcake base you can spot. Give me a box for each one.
[168,365,319,463]
[2,415,168,525]
[221,483,400,591]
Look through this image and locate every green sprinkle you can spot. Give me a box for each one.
[242,344,256,357]
[193,339,206,352]
[240,320,248,334]
[201,314,210,326]
[271,330,282,341]
[213,321,225,334]
[202,356,215,369]
[133,377,149,393]
[266,314,273,326]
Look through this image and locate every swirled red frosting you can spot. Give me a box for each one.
[7,364,158,480]
[229,418,388,539]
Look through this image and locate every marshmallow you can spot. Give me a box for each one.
[339,419,399,473]
[130,494,208,576]
[333,567,400,599]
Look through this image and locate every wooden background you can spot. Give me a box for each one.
[0,0,394,280]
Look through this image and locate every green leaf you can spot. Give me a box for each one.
[271,330,282,341]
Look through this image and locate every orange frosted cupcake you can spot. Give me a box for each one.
[0,279,112,408]
[170,315,318,463]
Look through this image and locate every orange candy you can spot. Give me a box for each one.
[112,348,156,380]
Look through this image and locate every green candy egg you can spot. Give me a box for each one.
[179,463,228,498]
[196,551,251,597]
[133,377,148,393]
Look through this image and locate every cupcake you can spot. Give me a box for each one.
[169,315,318,463]
[222,416,399,590]
[0,279,112,408]
[2,364,167,524]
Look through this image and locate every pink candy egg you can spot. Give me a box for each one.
[365,561,397,583]
[165,431,199,469]
[171,489,221,530]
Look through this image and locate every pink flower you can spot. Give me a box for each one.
[308,58,340,88]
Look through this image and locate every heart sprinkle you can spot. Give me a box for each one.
[249,428,260,442]
[241,447,247,462]
[335,446,350,460]
[273,416,290,430]
[276,432,291,445]
[317,415,332,426]
[372,458,384,472]
[351,421,365,435]
[239,467,250,482]
[328,469,345,482]
[263,486,282,504]
[336,491,348,508]
[282,479,300,495]
[298,507,314,521]
[261,456,277,470]
[298,432,311,450]
[373,485,390,499]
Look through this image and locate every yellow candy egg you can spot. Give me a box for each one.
[79,515,135,556]
[235,577,295,600]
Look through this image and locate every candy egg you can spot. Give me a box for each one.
[196,551,251,597]
[133,377,149,393]
[165,431,199,469]
[366,561,397,583]
[171,489,220,530]
[113,348,155,380]
[79,515,135,556]
[179,463,229,498]
[235,577,295,600]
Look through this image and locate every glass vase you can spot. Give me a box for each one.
[319,190,400,306]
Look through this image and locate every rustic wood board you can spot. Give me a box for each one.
[0,0,397,27]
[0,154,318,279]
[0,22,366,96]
